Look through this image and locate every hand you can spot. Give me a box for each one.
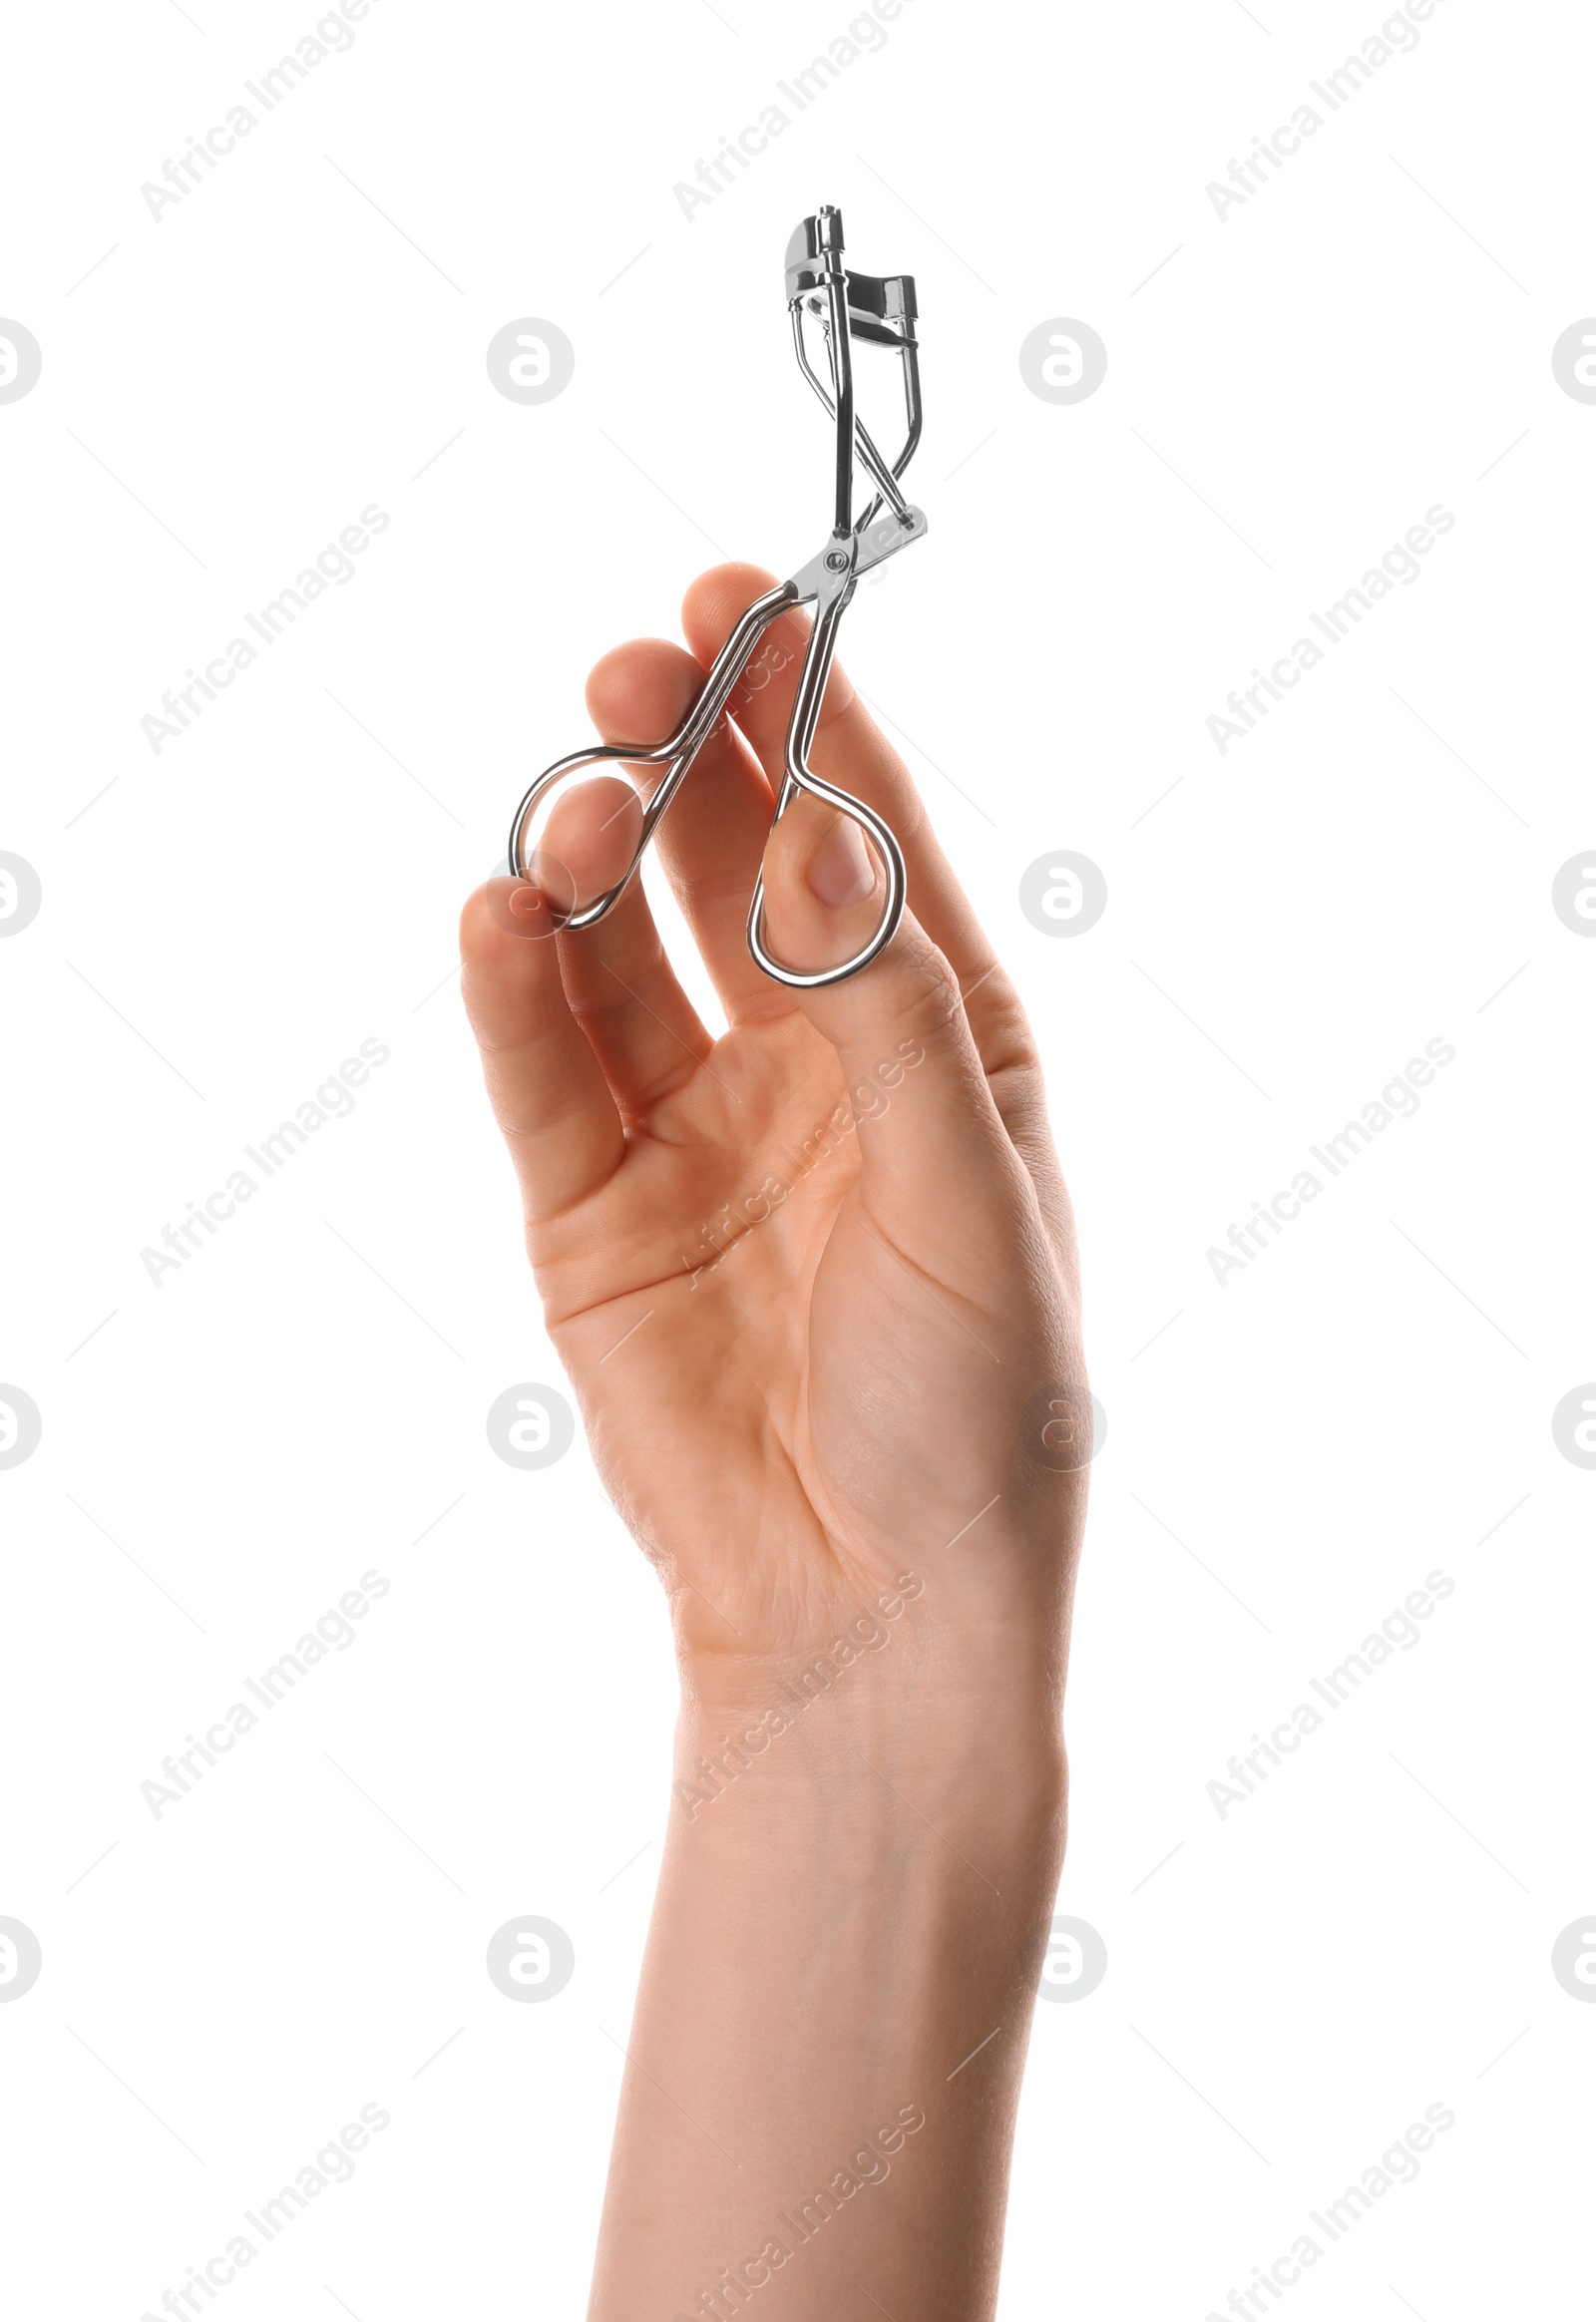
[461,561,1088,1714]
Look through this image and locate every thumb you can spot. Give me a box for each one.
[758,797,1025,1235]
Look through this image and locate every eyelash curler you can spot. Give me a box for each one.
[506,204,928,989]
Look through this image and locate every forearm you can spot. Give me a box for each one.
[586,1645,1067,2321]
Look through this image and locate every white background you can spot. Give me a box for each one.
[2,0,1592,2315]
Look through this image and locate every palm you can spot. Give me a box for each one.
[532,1012,949,1659]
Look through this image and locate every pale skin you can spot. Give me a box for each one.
[460,561,1089,2320]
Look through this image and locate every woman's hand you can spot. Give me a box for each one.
[460,562,1089,2320]
[461,561,1087,1712]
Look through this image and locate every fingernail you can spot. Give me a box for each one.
[806,815,876,909]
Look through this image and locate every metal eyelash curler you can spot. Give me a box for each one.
[506,204,928,989]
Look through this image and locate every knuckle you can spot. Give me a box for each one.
[893,941,967,1048]
[974,973,1040,1077]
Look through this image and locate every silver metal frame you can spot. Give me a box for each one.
[507,204,928,989]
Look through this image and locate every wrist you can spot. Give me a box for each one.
[671,1531,1072,1792]
[671,1647,1067,1875]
